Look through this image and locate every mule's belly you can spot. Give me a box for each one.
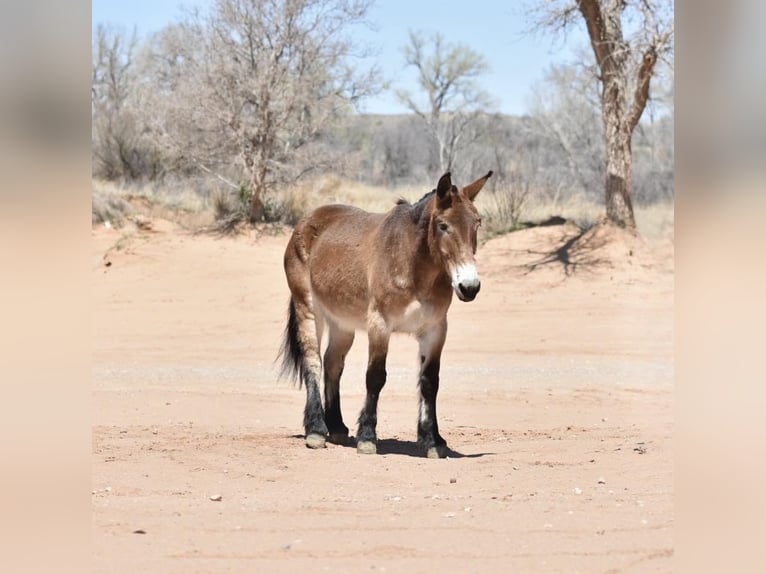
[313,290,369,331]
[314,291,441,336]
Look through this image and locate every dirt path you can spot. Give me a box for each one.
[92,219,673,573]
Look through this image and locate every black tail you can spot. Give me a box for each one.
[277,297,304,386]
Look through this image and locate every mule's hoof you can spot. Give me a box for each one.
[305,433,327,449]
[356,440,377,455]
[327,432,349,445]
[426,445,448,459]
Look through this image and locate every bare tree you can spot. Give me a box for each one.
[489,162,534,230]
[91,25,149,179]
[479,115,544,229]
[397,31,492,174]
[144,0,380,221]
[528,61,604,200]
[92,25,135,116]
[529,0,673,229]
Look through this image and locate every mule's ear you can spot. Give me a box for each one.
[463,170,493,201]
[436,172,452,198]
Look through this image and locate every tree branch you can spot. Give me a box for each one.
[577,0,611,72]
[627,45,657,133]
[189,157,239,190]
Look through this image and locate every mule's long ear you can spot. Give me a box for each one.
[436,172,452,198]
[463,170,493,201]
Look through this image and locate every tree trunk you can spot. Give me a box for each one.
[244,147,266,223]
[578,0,638,230]
[604,127,636,229]
[438,135,448,174]
[249,169,266,223]
[599,59,637,229]
[249,188,265,222]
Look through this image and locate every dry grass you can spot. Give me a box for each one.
[476,191,604,239]
[634,200,675,240]
[282,175,426,218]
[92,177,673,244]
[476,189,673,242]
[92,183,134,227]
[92,179,214,230]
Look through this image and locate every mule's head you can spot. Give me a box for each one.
[429,170,493,302]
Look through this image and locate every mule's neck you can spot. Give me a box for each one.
[414,196,450,287]
[415,195,436,256]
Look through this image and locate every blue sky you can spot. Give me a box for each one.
[92,0,588,115]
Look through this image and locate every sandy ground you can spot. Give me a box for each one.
[92,216,673,573]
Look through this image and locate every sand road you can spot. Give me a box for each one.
[93,219,673,573]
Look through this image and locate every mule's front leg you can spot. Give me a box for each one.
[323,323,355,445]
[356,320,390,455]
[417,320,448,459]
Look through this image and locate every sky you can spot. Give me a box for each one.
[91,0,589,115]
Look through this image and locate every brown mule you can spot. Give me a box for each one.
[279,170,492,458]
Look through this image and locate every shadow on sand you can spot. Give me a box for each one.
[289,434,494,459]
[372,438,494,459]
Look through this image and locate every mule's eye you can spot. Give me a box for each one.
[438,222,449,232]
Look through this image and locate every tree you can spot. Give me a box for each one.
[397,31,492,174]
[529,0,673,229]
[528,61,605,201]
[91,25,150,179]
[145,0,380,222]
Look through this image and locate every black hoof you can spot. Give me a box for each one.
[327,432,349,445]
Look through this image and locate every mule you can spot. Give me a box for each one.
[278,170,492,458]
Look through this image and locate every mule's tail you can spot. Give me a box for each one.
[278,297,304,386]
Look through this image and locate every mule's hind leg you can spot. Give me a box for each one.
[357,316,390,454]
[302,304,328,448]
[417,319,449,459]
[292,295,329,449]
[323,322,355,445]
[283,230,331,449]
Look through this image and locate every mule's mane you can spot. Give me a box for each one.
[396,189,436,225]
[397,189,436,207]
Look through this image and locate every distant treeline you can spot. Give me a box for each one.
[328,111,672,206]
[92,4,672,225]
